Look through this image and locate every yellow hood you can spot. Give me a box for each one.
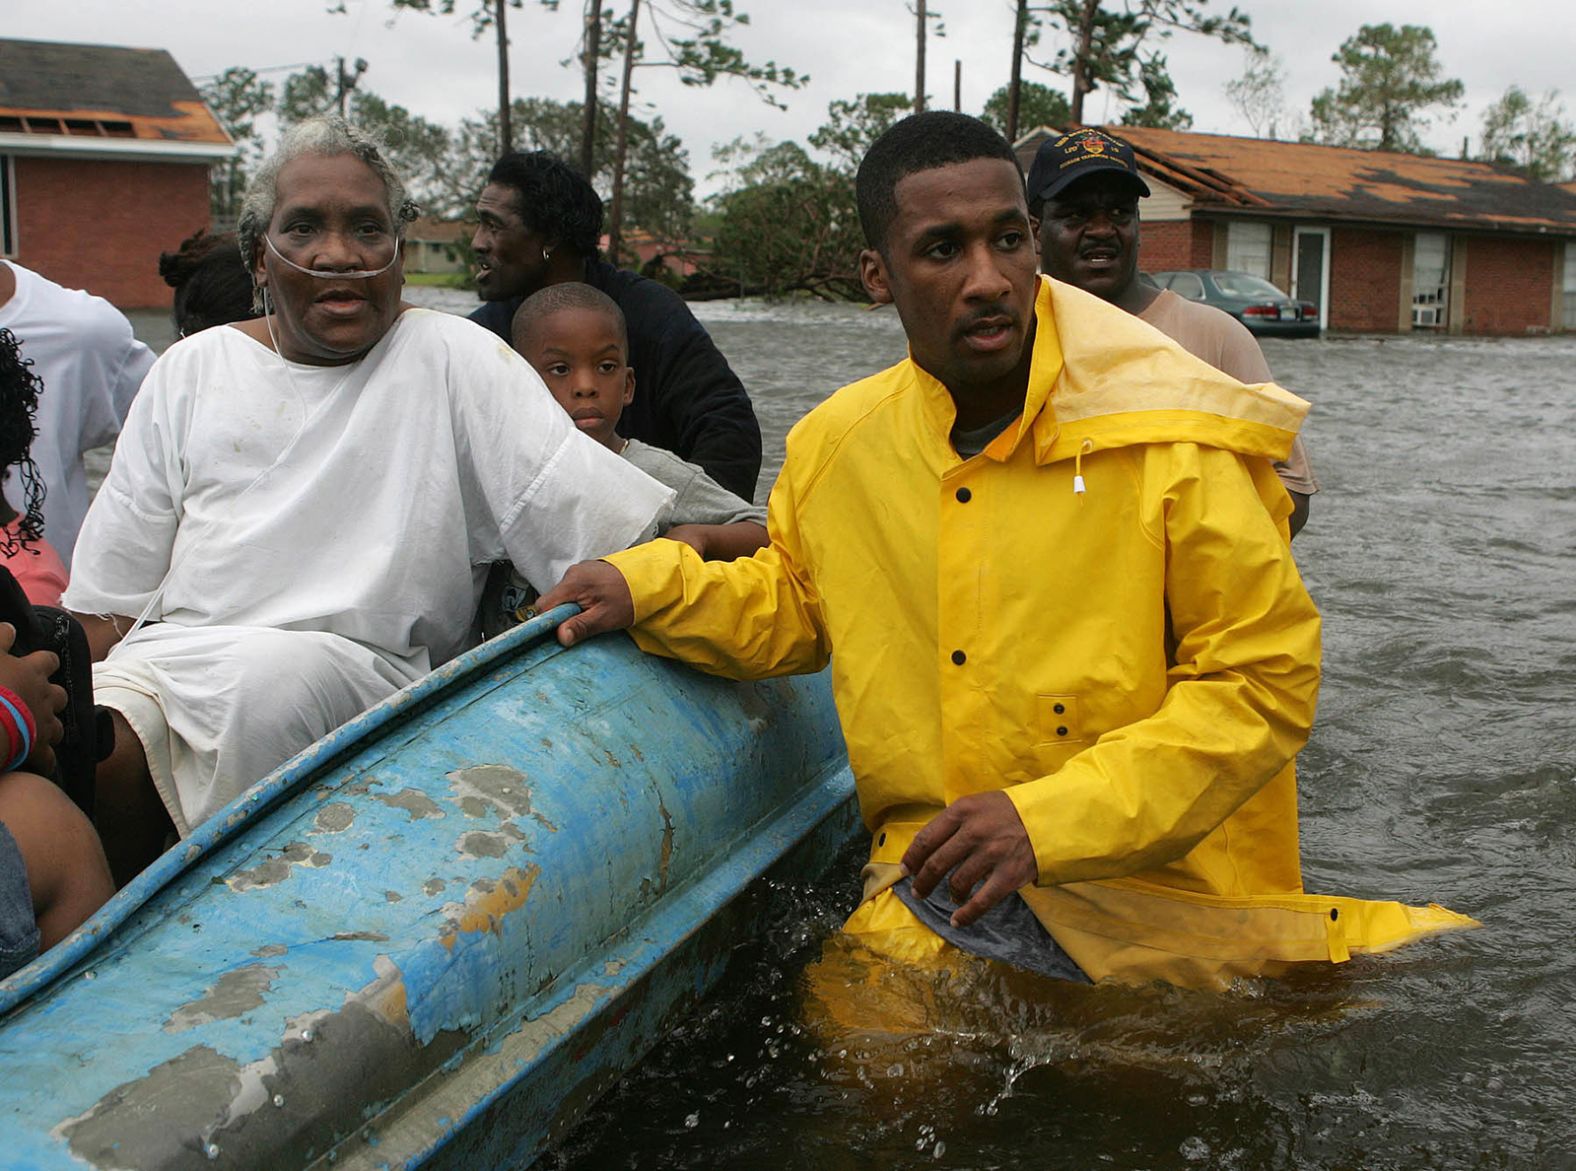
[977,276,1310,468]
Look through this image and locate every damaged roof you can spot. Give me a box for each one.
[1018,124,1576,237]
[0,37,231,148]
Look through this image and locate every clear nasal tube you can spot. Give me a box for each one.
[263,233,401,279]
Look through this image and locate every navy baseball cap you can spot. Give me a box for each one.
[1026,128,1151,203]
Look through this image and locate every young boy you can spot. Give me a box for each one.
[479,283,768,637]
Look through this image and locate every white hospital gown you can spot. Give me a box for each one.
[63,309,673,832]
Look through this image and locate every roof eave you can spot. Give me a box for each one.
[1191,202,1576,238]
[0,133,235,162]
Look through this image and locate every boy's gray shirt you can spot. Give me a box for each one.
[622,439,766,527]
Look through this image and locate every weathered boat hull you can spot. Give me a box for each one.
[0,611,857,1169]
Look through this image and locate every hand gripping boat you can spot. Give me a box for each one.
[0,608,857,1169]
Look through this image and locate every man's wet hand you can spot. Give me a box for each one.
[0,622,66,773]
[902,791,1038,929]
[535,561,635,647]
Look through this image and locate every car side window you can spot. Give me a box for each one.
[1171,273,1206,300]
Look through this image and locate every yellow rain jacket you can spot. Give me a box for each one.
[607,276,1474,990]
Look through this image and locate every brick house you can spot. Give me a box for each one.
[404,217,470,275]
[1016,126,1576,336]
[0,38,234,309]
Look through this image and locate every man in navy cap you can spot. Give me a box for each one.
[1028,128,1315,534]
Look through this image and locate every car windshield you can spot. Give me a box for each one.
[1213,272,1289,299]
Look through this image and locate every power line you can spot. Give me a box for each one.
[190,61,328,83]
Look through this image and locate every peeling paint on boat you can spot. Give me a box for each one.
[376,789,445,821]
[311,803,356,834]
[164,965,280,1033]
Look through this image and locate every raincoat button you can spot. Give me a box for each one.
[951,650,966,665]
[1053,703,1065,714]
[955,487,972,502]
[1056,726,1068,736]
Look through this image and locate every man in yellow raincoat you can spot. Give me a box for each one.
[538,112,1472,992]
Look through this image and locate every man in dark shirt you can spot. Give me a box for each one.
[470,152,762,501]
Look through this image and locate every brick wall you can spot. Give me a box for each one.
[1189,220,1215,268]
[1328,227,1404,332]
[11,156,211,309]
[1460,236,1556,335]
[1139,219,1215,272]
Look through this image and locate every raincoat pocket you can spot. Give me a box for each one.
[1035,693,1084,745]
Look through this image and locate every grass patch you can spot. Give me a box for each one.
[404,271,473,289]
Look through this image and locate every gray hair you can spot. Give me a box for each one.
[237,115,420,310]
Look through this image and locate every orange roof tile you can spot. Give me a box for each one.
[1020,125,1576,236]
[0,38,231,148]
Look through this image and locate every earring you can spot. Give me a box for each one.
[542,247,552,261]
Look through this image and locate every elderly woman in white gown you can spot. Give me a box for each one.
[66,117,674,884]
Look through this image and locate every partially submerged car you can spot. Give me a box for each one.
[1147,269,1321,338]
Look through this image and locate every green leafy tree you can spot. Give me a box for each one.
[437,96,694,239]
[982,80,1069,137]
[199,67,275,221]
[1009,1,1255,125]
[1223,44,1286,139]
[380,1,558,154]
[603,0,806,265]
[348,92,454,214]
[1480,86,1576,183]
[272,69,454,215]
[707,138,854,298]
[277,66,336,125]
[1119,52,1192,129]
[705,92,908,300]
[1307,23,1463,153]
[807,92,914,172]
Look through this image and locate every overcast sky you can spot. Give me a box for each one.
[8,0,1571,197]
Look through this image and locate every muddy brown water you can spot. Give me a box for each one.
[125,293,1574,1169]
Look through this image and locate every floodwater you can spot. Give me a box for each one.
[132,293,1575,1169]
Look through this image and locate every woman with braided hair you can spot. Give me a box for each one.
[0,329,66,606]
[158,229,257,339]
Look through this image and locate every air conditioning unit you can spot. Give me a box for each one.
[1412,305,1443,328]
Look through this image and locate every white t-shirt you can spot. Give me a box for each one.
[0,260,155,566]
[64,309,675,832]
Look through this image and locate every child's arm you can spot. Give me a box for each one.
[662,521,769,562]
[624,442,768,562]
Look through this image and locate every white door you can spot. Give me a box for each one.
[1292,227,1331,330]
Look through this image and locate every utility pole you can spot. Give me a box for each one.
[914,0,926,114]
[1007,0,1027,141]
[953,58,961,111]
[1070,0,1099,124]
[496,0,512,154]
[579,0,601,176]
[334,56,367,117]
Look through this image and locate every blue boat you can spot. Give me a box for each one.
[0,608,857,1169]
